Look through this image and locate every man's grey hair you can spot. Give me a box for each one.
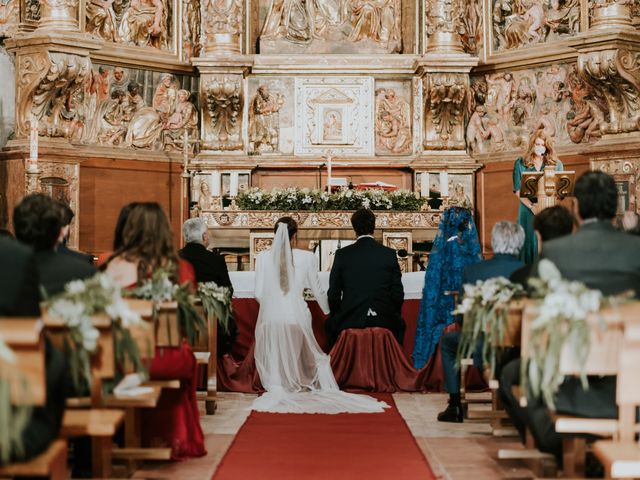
[491,221,525,255]
[183,218,208,244]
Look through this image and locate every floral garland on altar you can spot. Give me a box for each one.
[236,187,426,211]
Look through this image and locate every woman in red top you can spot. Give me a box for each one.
[102,202,205,460]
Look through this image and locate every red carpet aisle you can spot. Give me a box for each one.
[212,394,436,480]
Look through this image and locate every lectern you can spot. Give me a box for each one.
[519,165,576,208]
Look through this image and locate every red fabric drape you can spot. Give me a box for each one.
[218,298,486,393]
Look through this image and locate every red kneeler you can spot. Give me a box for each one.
[329,327,429,393]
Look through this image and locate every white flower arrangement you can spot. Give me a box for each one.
[197,282,234,336]
[43,273,147,392]
[455,276,525,378]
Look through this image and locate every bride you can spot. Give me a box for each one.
[252,217,388,414]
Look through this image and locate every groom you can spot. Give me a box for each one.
[326,208,405,346]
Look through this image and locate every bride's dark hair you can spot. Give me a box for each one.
[274,216,298,239]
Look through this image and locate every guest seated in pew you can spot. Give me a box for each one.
[13,194,96,296]
[509,205,574,288]
[326,208,405,347]
[53,200,94,264]
[179,218,238,354]
[499,171,640,461]
[438,221,525,423]
[96,202,140,266]
[0,236,68,464]
[101,202,206,460]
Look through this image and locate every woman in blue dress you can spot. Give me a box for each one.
[412,207,482,369]
[513,129,563,264]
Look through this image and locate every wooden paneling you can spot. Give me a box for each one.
[79,158,183,255]
[475,155,591,255]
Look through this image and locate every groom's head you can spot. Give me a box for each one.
[351,209,376,237]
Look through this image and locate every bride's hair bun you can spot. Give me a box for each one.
[274,216,298,239]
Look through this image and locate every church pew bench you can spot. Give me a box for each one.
[0,440,68,480]
[593,320,640,478]
[193,301,218,415]
[60,408,125,479]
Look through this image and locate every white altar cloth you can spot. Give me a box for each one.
[229,271,425,300]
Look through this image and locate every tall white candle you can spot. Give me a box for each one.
[28,114,38,173]
[230,172,239,197]
[440,172,449,197]
[420,172,429,198]
[327,155,333,193]
[211,171,221,197]
[182,129,189,168]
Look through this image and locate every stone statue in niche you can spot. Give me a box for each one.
[182,0,201,60]
[348,0,402,52]
[375,88,411,155]
[259,0,401,53]
[493,0,579,51]
[118,0,168,49]
[86,0,118,41]
[198,178,213,210]
[204,76,243,151]
[248,85,284,154]
[204,0,242,34]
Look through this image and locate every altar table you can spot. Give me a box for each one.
[218,272,484,393]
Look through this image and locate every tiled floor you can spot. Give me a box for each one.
[132,392,535,480]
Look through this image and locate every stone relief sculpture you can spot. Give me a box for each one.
[425,73,468,149]
[248,85,284,154]
[85,0,118,41]
[0,0,19,36]
[203,76,243,151]
[375,87,411,155]
[492,0,579,52]
[461,0,483,54]
[182,0,201,60]
[466,63,607,155]
[259,0,401,53]
[425,0,466,47]
[118,0,169,48]
[204,0,242,34]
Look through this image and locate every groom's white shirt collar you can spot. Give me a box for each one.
[357,235,374,241]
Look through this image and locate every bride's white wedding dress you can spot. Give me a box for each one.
[252,223,388,414]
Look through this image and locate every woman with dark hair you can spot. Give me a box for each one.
[513,129,564,263]
[412,207,482,369]
[102,202,205,460]
[95,202,140,266]
[251,216,387,414]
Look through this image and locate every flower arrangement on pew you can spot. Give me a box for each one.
[521,259,607,408]
[454,277,525,378]
[0,339,31,464]
[128,269,206,346]
[197,282,233,336]
[42,274,148,393]
[237,187,426,211]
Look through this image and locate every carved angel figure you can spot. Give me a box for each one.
[375,88,411,154]
[248,85,284,153]
[118,0,169,49]
[349,0,401,52]
[85,0,118,41]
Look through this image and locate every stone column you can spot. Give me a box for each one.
[417,0,478,158]
[570,2,640,135]
[38,0,80,31]
[202,0,243,55]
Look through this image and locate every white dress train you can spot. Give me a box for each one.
[252,226,388,414]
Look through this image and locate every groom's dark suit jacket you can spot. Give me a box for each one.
[326,236,405,346]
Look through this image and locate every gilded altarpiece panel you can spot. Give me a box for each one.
[467,63,608,155]
[0,0,19,36]
[374,80,412,156]
[247,77,294,155]
[491,0,580,53]
[294,77,374,156]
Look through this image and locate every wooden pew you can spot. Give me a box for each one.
[593,319,640,478]
[193,300,217,414]
[0,318,68,479]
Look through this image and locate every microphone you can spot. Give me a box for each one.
[397,248,408,258]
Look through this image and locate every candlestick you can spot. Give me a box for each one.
[182,129,189,169]
[440,172,449,197]
[28,113,38,173]
[230,172,239,197]
[420,172,429,198]
[211,171,221,197]
[325,153,333,193]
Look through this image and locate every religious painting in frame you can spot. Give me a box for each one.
[250,232,274,271]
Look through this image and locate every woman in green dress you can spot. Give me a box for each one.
[513,129,563,264]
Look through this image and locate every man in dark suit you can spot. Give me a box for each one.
[54,200,94,264]
[0,237,68,464]
[326,208,405,346]
[438,221,525,422]
[13,193,95,296]
[500,171,640,460]
[179,217,238,354]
